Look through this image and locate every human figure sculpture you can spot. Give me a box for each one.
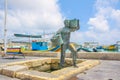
[51,19,80,67]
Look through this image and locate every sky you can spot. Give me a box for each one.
[0,0,120,45]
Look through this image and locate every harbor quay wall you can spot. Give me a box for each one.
[67,52,120,60]
[23,51,59,57]
[22,51,120,60]
[1,51,120,60]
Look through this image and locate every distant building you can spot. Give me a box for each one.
[83,42,99,48]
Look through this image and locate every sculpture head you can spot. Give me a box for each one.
[64,19,80,32]
[64,20,70,27]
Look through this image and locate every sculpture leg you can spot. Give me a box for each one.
[69,44,77,67]
[60,44,66,67]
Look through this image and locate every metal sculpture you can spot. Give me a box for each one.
[51,19,80,67]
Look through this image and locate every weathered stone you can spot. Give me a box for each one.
[51,63,59,70]
[41,58,51,64]
[65,59,73,65]
[0,68,2,74]
[51,58,59,64]
[30,60,42,67]
[0,65,7,74]
[2,65,28,78]
[16,70,58,80]
[0,58,100,80]
[52,60,100,80]
[36,64,51,72]
[23,61,33,68]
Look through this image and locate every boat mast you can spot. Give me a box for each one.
[4,0,7,54]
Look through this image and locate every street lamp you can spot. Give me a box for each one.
[4,0,7,54]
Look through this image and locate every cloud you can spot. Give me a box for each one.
[88,15,109,32]
[86,0,120,44]
[59,0,120,45]
[95,0,119,10]
[1,0,120,45]
[85,29,120,44]
[70,31,84,43]
[111,9,120,27]
[0,0,64,39]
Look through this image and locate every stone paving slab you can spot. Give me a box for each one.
[2,65,28,77]
[0,75,20,80]
[16,70,59,80]
[0,56,45,80]
[76,60,120,80]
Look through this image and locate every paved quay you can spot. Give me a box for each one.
[0,56,120,80]
[76,60,120,80]
[0,56,44,65]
